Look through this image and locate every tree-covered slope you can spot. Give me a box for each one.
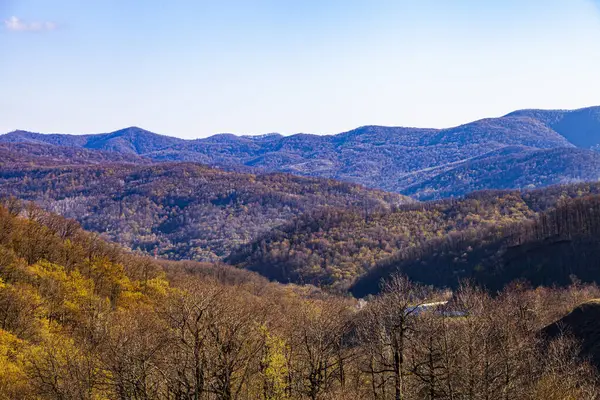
[403,147,600,200]
[1,126,184,154]
[227,181,600,290]
[351,192,600,297]
[0,142,149,167]
[0,162,408,262]
[227,191,537,288]
[4,146,600,290]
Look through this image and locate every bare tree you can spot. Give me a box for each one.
[358,275,436,400]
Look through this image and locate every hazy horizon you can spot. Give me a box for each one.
[3,103,600,140]
[2,0,600,138]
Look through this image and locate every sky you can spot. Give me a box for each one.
[1,0,600,139]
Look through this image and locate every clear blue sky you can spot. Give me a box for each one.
[1,0,600,138]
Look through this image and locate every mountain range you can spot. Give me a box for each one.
[3,106,600,199]
[3,107,600,399]
[3,106,600,291]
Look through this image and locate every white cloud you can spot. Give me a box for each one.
[4,16,57,32]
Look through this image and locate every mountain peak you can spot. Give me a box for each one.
[83,127,185,154]
[111,126,155,135]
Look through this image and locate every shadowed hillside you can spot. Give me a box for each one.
[351,194,600,297]
[543,299,600,369]
[228,182,600,289]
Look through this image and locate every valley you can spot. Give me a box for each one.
[2,107,600,398]
[5,1,600,396]
[3,109,600,292]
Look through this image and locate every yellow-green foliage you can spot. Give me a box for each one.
[0,204,171,399]
[0,329,28,399]
[260,325,289,400]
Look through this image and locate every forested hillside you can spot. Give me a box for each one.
[228,182,600,289]
[0,142,149,167]
[0,127,186,155]
[6,147,600,291]
[1,201,599,399]
[228,191,536,288]
[4,106,599,199]
[403,147,600,200]
[352,191,600,297]
[0,162,407,262]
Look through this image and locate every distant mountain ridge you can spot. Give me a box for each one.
[0,142,149,167]
[1,127,185,154]
[3,105,600,198]
[505,106,600,148]
[403,147,600,200]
